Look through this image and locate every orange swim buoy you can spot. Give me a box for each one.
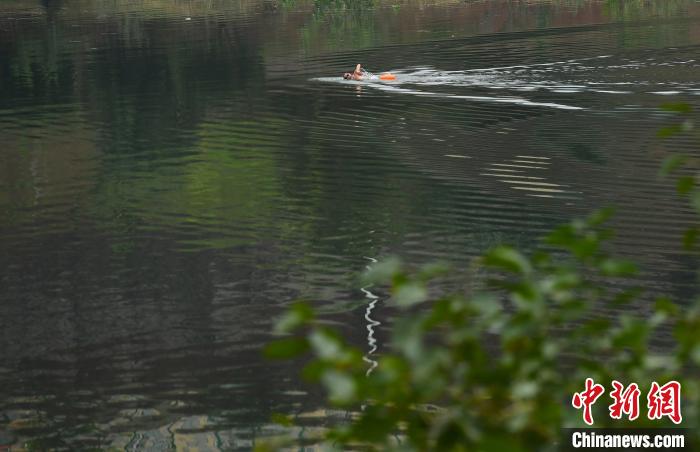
[379,73,397,81]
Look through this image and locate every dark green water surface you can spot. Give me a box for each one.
[2,0,700,449]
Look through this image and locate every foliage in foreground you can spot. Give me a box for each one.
[263,107,700,451]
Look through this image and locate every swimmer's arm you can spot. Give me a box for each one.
[353,64,364,80]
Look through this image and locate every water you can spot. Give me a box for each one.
[1,0,700,449]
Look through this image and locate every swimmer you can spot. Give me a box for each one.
[342,64,397,81]
[343,63,365,80]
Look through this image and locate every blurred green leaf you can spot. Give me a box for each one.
[691,345,700,365]
[469,293,501,317]
[510,280,541,306]
[321,370,356,404]
[418,261,450,281]
[570,236,601,260]
[655,297,679,317]
[363,257,402,284]
[660,154,687,177]
[661,102,692,114]
[599,258,638,277]
[348,406,396,442]
[683,227,700,250]
[301,360,325,381]
[275,301,313,333]
[658,124,683,138]
[264,337,309,359]
[393,282,429,307]
[483,246,532,275]
[586,208,615,227]
[271,413,294,427]
[611,287,643,306]
[677,175,695,195]
[612,317,649,350]
[393,316,426,362]
[309,329,344,360]
[546,225,576,247]
[512,380,538,399]
[691,191,700,213]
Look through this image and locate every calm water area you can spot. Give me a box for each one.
[1,0,700,449]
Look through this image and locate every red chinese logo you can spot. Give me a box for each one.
[647,381,682,424]
[608,380,640,421]
[572,378,605,425]
[572,379,682,425]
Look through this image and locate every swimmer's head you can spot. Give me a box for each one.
[343,73,352,80]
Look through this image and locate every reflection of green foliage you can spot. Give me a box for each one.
[300,2,380,53]
[314,0,376,12]
[3,28,66,99]
[603,0,691,50]
[90,117,287,250]
[604,0,689,21]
